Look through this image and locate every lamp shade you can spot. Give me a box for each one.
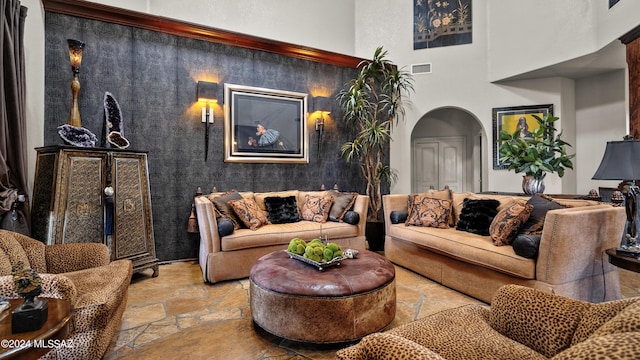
[592,139,640,180]
[67,39,85,73]
[197,81,218,102]
[313,96,332,113]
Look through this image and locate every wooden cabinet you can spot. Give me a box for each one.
[31,146,159,277]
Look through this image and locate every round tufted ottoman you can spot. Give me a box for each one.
[250,250,396,343]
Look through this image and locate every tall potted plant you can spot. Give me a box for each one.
[498,113,574,194]
[338,47,413,249]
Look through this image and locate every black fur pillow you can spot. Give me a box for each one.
[455,198,501,235]
[264,196,300,224]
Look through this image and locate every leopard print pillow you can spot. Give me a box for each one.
[300,194,333,223]
[405,194,451,229]
[228,197,269,230]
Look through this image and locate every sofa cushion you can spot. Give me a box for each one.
[342,211,360,225]
[418,188,454,226]
[490,202,533,246]
[254,190,299,212]
[512,234,542,259]
[384,304,545,360]
[520,194,565,234]
[456,199,500,235]
[217,218,235,237]
[264,196,300,224]
[228,197,269,230]
[406,195,451,229]
[387,224,536,279]
[209,191,245,229]
[300,194,333,223]
[452,192,518,224]
[220,221,358,251]
[390,210,409,224]
[327,190,358,222]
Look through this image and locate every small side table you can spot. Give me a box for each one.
[0,298,72,360]
[606,248,640,273]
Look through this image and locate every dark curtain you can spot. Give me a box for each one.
[0,0,29,235]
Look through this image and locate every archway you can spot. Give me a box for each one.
[411,107,485,193]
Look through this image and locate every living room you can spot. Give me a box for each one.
[3,0,640,359]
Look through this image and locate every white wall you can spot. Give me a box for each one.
[487,0,640,82]
[576,70,627,193]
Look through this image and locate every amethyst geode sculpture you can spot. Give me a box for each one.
[58,124,98,147]
[104,92,130,149]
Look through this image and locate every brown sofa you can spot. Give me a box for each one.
[383,192,626,303]
[195,190,369,283]
[0,230,132,360]
[337,284,640,360]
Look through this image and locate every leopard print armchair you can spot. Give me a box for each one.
[0,230,133,360]
[337,284,640,360]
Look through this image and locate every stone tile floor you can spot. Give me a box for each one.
[103,260,640,360]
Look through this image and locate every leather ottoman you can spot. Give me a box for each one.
[249,250,396,343]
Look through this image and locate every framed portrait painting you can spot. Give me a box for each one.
[492,104,553,170]
[224,84,309,163]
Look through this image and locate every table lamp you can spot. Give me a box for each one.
[592,136,640,246]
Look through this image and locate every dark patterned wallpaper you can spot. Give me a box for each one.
[43,13,370,261]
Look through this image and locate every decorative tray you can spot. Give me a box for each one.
[285,249,358,271]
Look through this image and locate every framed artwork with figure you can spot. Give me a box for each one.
[492,104,553,170]
[224,84,309,164]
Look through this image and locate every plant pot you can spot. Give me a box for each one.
[522,175,545,195]
[366,221,385,251]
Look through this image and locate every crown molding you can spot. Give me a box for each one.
[42,0,364,68]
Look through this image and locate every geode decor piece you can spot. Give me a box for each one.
[58,124,98,147]
[104,92,130,149]
[11,262,48,333]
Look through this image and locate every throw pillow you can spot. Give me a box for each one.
[520,193,565,234]
[300,194,334,223]
[489,202,534,246]
[217,218,235,237]
[264,196,300,224]
[455,198,500,235]
[405,195,451,229]
[342,211,360,225]
[228,197,269,230]
[327,190,358,222]
[512,234,542,259]
[419,187,454,226]
[210,191,244,229]
[390,210,409,224]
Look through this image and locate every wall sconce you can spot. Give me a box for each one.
[197,81,218,161]
[313,96,332,158]
[67,39,85,128]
